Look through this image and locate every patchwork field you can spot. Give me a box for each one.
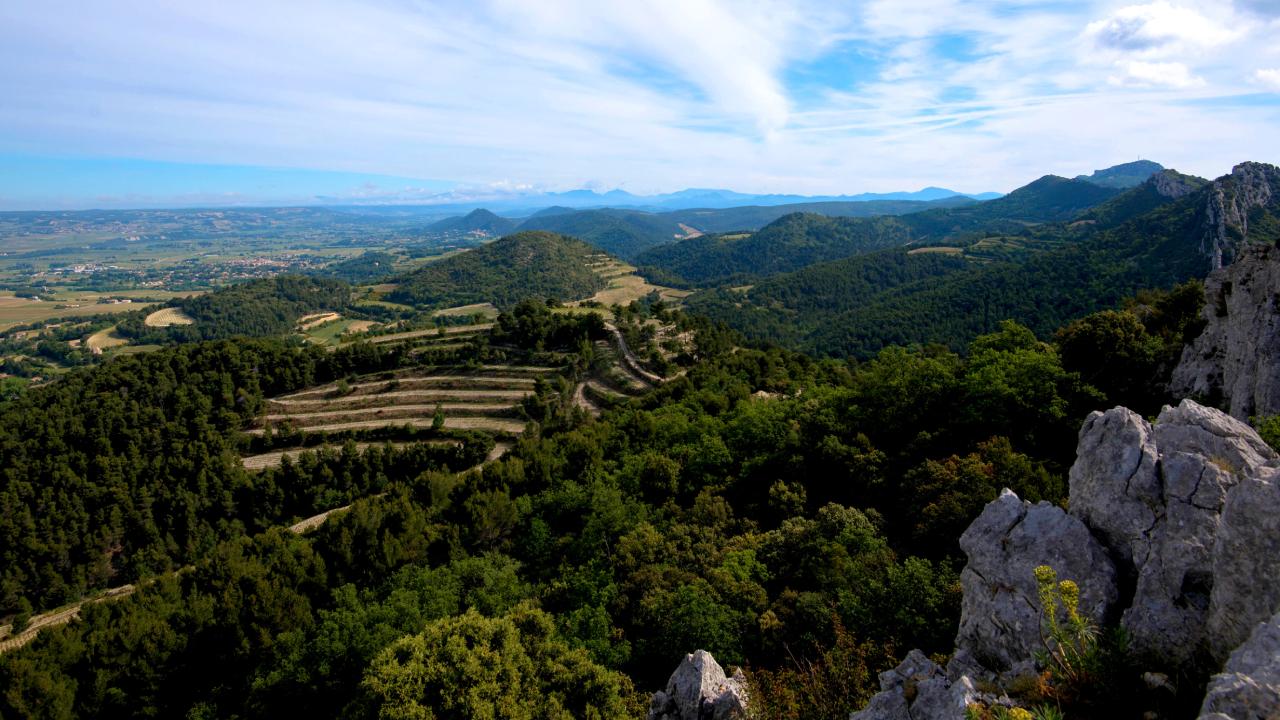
[572,256,691,309]
[0,295,152,331]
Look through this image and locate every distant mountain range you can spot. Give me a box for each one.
[332,184,1005,219]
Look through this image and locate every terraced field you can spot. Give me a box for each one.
[242,364,559,467]
[367,323,494,345]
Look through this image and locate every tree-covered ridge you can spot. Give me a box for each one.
[510,198,979,261]
[387,231,608,309]
[312,251,401,284]
[684,168,1230,357]
[427,208,518,236]
[636,175,1122,286]
[636,213,916,286]
[516,209,683,260]
[1075,159,1165,188]
[115,275,353,343]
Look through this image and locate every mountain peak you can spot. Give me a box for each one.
[1076,160,1165,189]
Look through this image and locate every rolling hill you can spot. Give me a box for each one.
[637,174,1123,286]
[386,231,608,309]
[515,196,978,261]
[686,162,1280,357]
[426,208,517,236]
[517,209,682,259]
[1076,159,1165,189]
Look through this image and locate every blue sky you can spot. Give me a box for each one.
[1,0,1278,210]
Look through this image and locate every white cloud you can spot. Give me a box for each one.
[1257,68,1280,90]
[1085,2,1239,57]
[0,0,1277,205]
[1110,60,1206,88]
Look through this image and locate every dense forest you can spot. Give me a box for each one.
[0,284,1209,718]
[116,276,352,343]
[682,170,1229,357]
[387,231,607,309]
[313,251,401,284]
[636,175,1127,287]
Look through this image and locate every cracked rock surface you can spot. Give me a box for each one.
[853,398,1280,720]
[1173,243,1280,421]
[1199,610,1280,720]
[955,490,1117,672]
[1070,400,1280,665]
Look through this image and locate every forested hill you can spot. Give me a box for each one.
[427,208,517,236]
[0,286,1215,718]
[117,275,351,343]
[686,163,1280,358]
[386,230,608,309]
[514,197,980,260]
[635,175,1122,286]
[1075,159,1165,188]
[516,208,682,259]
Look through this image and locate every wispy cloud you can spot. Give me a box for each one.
[0,0,1276,209]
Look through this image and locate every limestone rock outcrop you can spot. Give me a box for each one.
[648,650,748,720]
[1198,610,1280,720]
[849,650,976,720]
[1173,244,1280,420]
[852,398,1280,720]
[1070,400,1280,666]
[955,490,1117,672]
[1199,162,1280,271]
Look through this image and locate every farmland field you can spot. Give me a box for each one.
[144,307,195,327]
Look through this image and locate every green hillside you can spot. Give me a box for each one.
[637,176,1120,286]
[387,230,607,309]
[1076,159,1165,189]
[116,276,352,342]
[516,209,682,259]
[685,169,1232,357]
[427,209,517,236]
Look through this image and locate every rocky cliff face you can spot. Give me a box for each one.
[853,399,1280,720]
[1199,162,1280,271]
[1173,244,1280,420]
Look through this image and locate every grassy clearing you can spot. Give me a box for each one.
[86,326,129,350]
[144,307,195,327]
[0,296,155,332]
[433,302,499,319]
[907,246,964,255]
[304,318,380,346]
[298,312,342,330]
[367,324,493,345]
[570,262,692,308]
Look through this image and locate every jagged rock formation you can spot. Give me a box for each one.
[1073,400,1280,667]
[955,490,1117,673]
[852,399,1280,720]
[1173,244,1280,420]
[1149,168,1203,200]
[849,650,977,720]
[1199,610,1280,720]
[1200,162,1280,271]
[648,650,748,720]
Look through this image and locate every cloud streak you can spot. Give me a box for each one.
[0,0,1276,209]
